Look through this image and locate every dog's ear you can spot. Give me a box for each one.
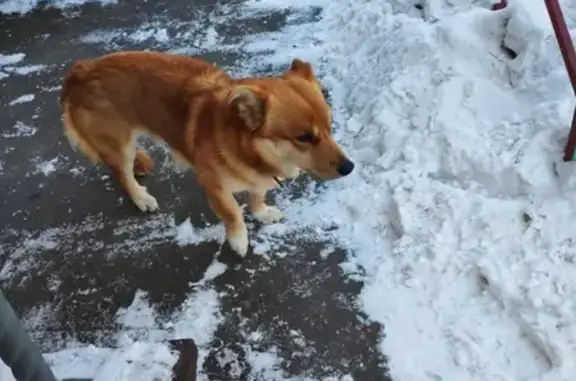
[288,58,316,82]
[228,86,267,131]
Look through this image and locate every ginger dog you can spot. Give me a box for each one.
[60,51,354,257]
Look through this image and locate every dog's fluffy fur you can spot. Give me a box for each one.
[60,51,354,257]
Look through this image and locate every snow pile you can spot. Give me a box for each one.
[258,0,576,380]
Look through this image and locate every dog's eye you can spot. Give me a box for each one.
[296,132,315,143]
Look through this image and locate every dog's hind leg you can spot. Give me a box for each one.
[134,149,155,177]
[112,139,159,212]
[67,107,159,212]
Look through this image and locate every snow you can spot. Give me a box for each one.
[0,0,115,14]
[273,0,576,380]
[0,53,47,79]
[6,64,47,75]
[175,217,223,247]
[3,0,576,380]
[0,53,25,79]
[236,0,576,379]
[8,94,35,105]
[34,157,60,176]
[1,121,37,138]
[1,281,222,381]
[0,53,25,66]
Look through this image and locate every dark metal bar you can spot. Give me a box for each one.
[544,0,576,161]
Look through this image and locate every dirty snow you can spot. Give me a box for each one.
[3,0,576,380]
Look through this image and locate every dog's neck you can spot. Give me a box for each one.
[209,125,287,188]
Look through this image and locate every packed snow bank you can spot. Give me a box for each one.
[269,0,576,380]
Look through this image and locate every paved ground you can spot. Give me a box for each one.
[0,1,390,379]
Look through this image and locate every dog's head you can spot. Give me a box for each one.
[228,59,354,180]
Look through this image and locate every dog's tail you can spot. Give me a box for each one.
[60,59,102,164]
[61,104,101,164]
[59,59,95,106]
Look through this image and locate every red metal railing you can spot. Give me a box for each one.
[543,0,576,161]
[492,0,507,11]
[494,0,576,161]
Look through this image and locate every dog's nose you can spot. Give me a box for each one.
[337,158,354,176]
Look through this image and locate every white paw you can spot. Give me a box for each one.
[227,230,249,257]
[132,186,159,212]
[253,206,284,224]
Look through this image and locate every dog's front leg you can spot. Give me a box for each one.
[206,188,249,257]
[248,189,284,224]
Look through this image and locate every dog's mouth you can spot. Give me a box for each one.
[273,156,354,184]
[308,159,355,180]
[309,171,342,181]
